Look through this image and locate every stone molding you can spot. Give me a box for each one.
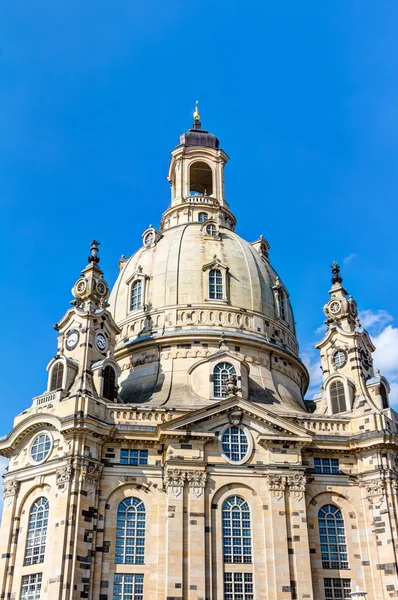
[81,461,102,496]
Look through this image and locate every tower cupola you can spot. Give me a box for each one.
[161,102,236,231]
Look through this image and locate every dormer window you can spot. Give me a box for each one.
[49,362,64,391]
[131,280,142,311]
[209,269,223,300]
[206,223,217,237]
[190,161,213,196]
[198,212,209,223]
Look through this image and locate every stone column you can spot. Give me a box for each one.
[266,474,292,600]
[187,470,207,600]
[164,468,186,598]
[286,473,313,600]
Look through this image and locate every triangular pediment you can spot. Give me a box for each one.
[159,397,313,440]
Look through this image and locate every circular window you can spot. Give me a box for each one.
[144,232,154,246]
[30,433,52,464]
[220,425,252,464]
[333,350,347,368]
[206,223,217,236]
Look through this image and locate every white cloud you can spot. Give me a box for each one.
[0,456,9,518]
[359,309,393,333]
[343,253,356,264]
[314,323,327,336]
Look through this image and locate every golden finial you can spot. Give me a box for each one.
[193,100,200,121]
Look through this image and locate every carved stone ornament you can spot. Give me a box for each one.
[287,473,306,499]
[81,462,101,496]
[164,469,186,499]
[267,474,287,499]
[228,408,243,426]
[360,478,386,508]
[187,470,207,498]
[223,375,241,398]
[56,464,74,488]
[3,480,20,507]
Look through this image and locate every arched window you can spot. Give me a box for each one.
[131,280,142,311]
[24,497,49,565]
[115,497,146,564]
[214,362,236,398]
[189,161,213,196]
[209,269,223,300]
[50,362,64,391]
[380,384,389,409]
[318,504,348,569]
[103,366,116,401]
[198,212,208,223]
[330,380,346,414]
[222,496,252,564]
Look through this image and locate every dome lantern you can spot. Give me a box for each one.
[162,103,236,232]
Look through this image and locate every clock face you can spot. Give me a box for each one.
[76,279,86,294]
[97,280,107,296]
[95,333,107,351]
[66,330,79,350]
[329,300,341,314]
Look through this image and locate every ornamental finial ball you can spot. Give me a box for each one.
[193,100,200,121]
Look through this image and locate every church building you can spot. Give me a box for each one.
[0,104,397,600]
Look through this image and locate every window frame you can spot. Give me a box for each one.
[219,424,252,465]
[102,365,116,401]
[130,279,143,311]
[113,573,144,600]
[198,212,209,223]
[222,496,253,564]
[20,573,43,600]
[24,497,49,566]
[314,458,339,475]
[120,449,148,466]
[333,350,347,369]
[318,505,349,570]
[224,572,254,600]
[329,380,347,414]
[202,260,229,303]
[213,362,236,398]
[29,432,53,465]
[115,497,146,565]
[324,578,351,600]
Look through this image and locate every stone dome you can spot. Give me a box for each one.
[108,117,309,413]
[110,223,297,355]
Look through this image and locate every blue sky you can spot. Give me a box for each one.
[1,1,398,436]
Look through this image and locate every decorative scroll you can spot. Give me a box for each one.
[267,474,287,499]
[287,473,306,499]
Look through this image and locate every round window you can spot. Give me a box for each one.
[220,426,251,463]
[206,224,217,236]
[333,350,347,368]
[30,433,52,464]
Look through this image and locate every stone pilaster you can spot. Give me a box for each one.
[164,468,186,598]
[0,479,20,597]
[266,474,292,600]
[187,470,207,600]
[286,473,313,600]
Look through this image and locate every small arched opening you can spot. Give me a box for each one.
[189,161,213,196]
